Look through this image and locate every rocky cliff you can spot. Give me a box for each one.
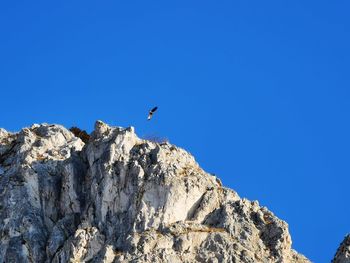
[0,121,313,262]
[333,235,350,263]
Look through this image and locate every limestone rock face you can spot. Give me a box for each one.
[333,235,350,263]
[0,121,311,262]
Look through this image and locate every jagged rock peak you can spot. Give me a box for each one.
[333,234,350,263]
[0,121,313,262]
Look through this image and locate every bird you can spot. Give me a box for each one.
[147,106,158,120]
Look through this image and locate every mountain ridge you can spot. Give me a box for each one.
[0,121,344,262]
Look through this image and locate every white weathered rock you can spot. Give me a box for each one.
[0,121,315,262]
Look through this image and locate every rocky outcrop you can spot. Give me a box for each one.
[333,235,350,263]
[0,121,311,262]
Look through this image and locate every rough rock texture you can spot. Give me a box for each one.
[0,121,312,263]
[333,235,350,263]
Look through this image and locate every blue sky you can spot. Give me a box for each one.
[1,1,349,261]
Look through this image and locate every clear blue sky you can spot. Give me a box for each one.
[1,1,349,262]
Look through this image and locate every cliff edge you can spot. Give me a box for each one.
[0,121,311,262]
[333,235,350,263]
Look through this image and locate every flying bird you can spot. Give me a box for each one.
[147,106,158,120]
